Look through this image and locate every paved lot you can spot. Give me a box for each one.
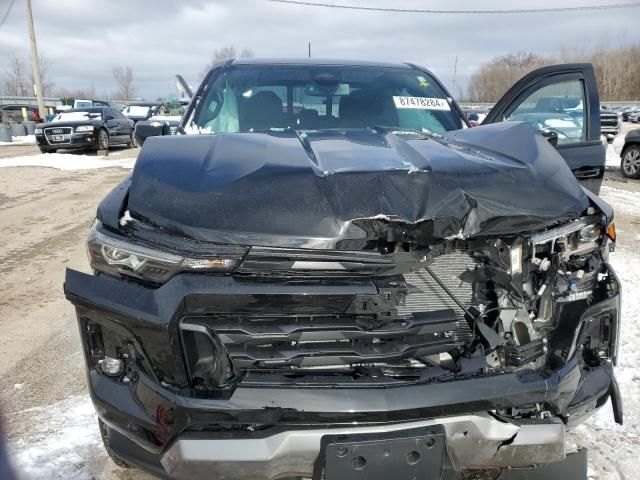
[0,125,638,479]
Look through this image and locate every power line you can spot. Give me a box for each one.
[266,0,640,14]
[0,0,16,29]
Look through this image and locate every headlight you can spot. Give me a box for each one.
[34,127,43,134]
[578,223,603,242]
[75,125,94,132]
[87,223,246,284]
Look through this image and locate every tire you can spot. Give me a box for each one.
[98,419,133,469]
[621,145,640,179]
[127,130,137,148]
[97,128,109,151]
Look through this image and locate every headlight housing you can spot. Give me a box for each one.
[87,223,246,284]
[578,223,603,242]
[75,125,94,132]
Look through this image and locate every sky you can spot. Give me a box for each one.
[1,0,639,100]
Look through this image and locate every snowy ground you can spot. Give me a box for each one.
[605,134,625,170]
[8,396,102,480]
[0,135,36,146]
[0,151,136,171]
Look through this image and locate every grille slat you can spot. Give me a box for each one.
[44,126,72,144]
[228,335,459,368]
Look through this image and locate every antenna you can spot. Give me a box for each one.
[452,55,458,97]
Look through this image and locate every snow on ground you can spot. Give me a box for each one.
[567,186,640,480]
[0,152,135,171]
[0,135,37,146]
[605,135,625,169]
[566,246,640,480]
[8,395,102,480]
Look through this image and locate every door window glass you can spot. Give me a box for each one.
[505,79,586,145]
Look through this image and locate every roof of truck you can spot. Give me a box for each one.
[230,57,415,69]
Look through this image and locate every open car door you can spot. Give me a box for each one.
[482,63,604,193]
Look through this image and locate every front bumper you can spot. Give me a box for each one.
[64,267,620,479]
[36,132,98,149]
[101,412,579,480]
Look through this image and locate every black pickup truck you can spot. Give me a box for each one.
[65,59,620,480]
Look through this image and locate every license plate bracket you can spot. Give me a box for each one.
[313,425,445,480]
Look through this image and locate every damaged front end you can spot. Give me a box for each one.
[64,125,621,479]
[65,208,621,479]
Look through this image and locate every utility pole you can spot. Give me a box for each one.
[26,0,46,118]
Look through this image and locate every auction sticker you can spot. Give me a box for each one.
[393,96,450,111]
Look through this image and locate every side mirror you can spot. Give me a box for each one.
[467,113,479,122]
[541,129,559,147]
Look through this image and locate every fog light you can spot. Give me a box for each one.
[98,356,124,376]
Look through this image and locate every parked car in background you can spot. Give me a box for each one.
[463,108,489,126]
[66,59,620,480]
[122,102,165,124]
[73,99,112,109]
[620,128,640,178]
[35,106,135,153]
[0,104,42,123]
[133,103,184,145]
[622,106,640,122]
[629,111,640,123]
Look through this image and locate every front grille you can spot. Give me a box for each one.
[191,310,462,371]
[44,126,72,144]
[181,250,479,383]
[600,115,619,127]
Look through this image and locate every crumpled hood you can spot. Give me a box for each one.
[127,121,590,249]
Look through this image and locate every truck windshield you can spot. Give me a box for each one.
[191,66,463,134]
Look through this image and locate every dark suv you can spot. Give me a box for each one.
[65,60,620,480]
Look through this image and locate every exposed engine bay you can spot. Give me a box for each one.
[176,213,618,398]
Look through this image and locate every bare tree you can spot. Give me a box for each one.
[112,66,136,100]
[467,43,640,102]
[2,56,54,97]
[466,52,549,103]
[30,56,54,97]
[202,46,254,75]
[1,57,30,96]
[56,85,97,100]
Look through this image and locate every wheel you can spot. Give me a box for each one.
[97,128,109,151]
[127,130,137,148]
[621,145,640,179]
[98,419,133,469]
